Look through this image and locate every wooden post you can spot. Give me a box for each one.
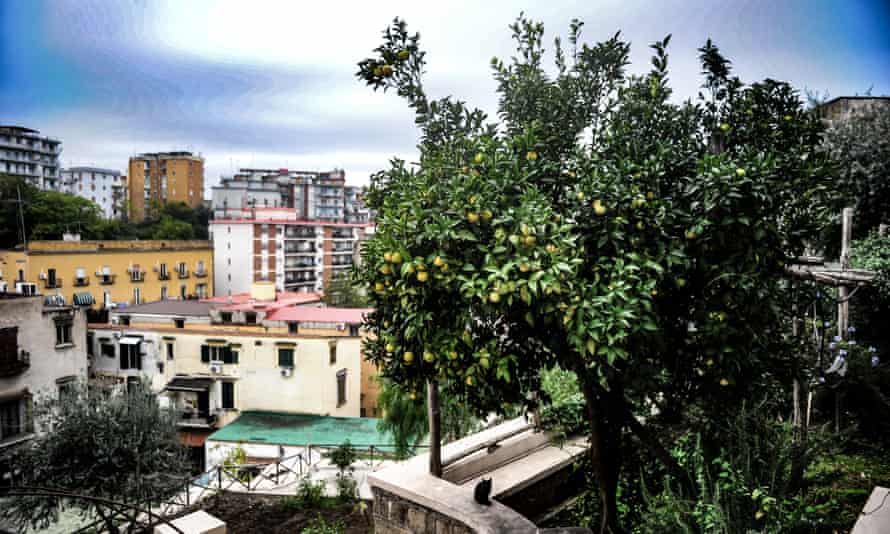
[427,380,442,477]
[838,207,853,339]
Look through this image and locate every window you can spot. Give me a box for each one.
[329,343,337,365]
[87,333,94,356]
[0,398,25,440]
[120,343,141,370]
[288,322,298,335]
[337,369,347,407]
[58,377,76,401]
[278,348,294,368]
[180,285,187,299]
[160,286,167,300]
[55,319,73,346]
[220,312,232,323]
[222,382,235,409]
[159,263,168,279]
[120,315,131,326]
[200,345,237,364]
[245,312,257,325]
[349,324,359,337]
[47,268,57,287]
[101,343,115,358]
[173,318,185,329]
[166,342,175,360]
[196,284,207,298]
[133,287,141,304]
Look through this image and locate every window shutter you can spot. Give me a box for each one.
[230,349,239,364]
[222,382,234,409]
[201,345,210,362]
[120,348,128,370]
[135,346,142,370]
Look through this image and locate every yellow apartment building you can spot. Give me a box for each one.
[0,239,213,307]
[128,151,205,222]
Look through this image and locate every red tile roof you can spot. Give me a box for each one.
[265,307,372,324]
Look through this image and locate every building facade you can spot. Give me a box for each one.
[86,283,377,465]
[817,96,890,125]
[127,152,205,222]
[210,210,370,296]
[0,126,63,191]
[211,168,370,223]
[0,239,213,309]
[0,294,89,455]
[60,166,128,219]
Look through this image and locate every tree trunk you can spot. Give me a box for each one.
[579,375,624,534]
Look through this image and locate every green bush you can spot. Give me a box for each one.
[301,514,345,534]
[294,476,327,508]
[335,475,358,504]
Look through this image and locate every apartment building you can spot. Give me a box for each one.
[211,168,370,223]
[211,209,370,296]
[0,125,62,191]
[0,293,89,458]
[60,166,128,219]
[127,151,205,222]
[817,96,890,125]
[0,238,213,309]
[87,282,377,465]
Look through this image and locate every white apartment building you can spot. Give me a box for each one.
[60,166,128,219]
[211,168,371,223]
[0,294,89,458]
[0,125,62,191]
[211,208,370,296]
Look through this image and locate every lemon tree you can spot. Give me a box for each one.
[356,17,831,532]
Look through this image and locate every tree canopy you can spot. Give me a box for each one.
[1,382,191,533]
[355,16,832,532]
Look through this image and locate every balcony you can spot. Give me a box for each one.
[284,244,316,255]
[97,274,116,285]
[157,272,171,281]
[73,277,90,287]
[178,410,218,429]
[194,269,208,278]
[177,269,189,279]
[43,278,63,289]
[0,350,30,378]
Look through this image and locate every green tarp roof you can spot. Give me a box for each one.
[207,411,397,451]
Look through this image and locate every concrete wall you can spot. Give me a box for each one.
[213,223,253,296]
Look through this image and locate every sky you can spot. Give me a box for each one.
[1,0,889,195]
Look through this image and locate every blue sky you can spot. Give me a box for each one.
[1,0,888,192]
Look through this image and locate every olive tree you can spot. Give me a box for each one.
[355,17,831,533]
[1,381,191,533]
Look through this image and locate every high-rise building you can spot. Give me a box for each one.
[60,167,128,219]
[210,209,371,296]
[127,152,204,222]
[0,126,62,191]
[211,168,370,223]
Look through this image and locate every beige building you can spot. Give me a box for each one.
[128,151,205,222]
[0,238,213,309]
[87,283,377,464]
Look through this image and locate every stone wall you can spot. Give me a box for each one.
[372,488,473,534]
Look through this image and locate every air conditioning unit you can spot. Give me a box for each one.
[210,363,222,374]
[281,367,293,378]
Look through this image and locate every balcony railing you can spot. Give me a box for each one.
[73,277,90,287]
[177,269,189,279]
[194,269,208,278]
[158,272,171,281]
[0,350,30,378]
[43,278,62,289]
[97,274,116,285]
[178,411,218,428]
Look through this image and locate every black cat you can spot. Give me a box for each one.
[474,477,492,505]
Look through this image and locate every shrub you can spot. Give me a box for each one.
[301,514,346,534]
[335,474,358,504]
[294,476,327,508]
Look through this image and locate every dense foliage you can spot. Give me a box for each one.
[1,381,191,533]
[0,174,210,247]
[323,273,369,307]
[355,16,833,533]
[822,103,890,242]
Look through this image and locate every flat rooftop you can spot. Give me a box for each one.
[207,411,395,450]
[114,299,219,317]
